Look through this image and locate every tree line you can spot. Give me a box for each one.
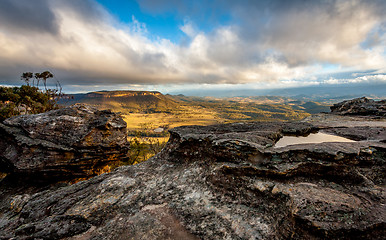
[0,71,64,121]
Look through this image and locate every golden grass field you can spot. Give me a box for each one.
[123,105,225,130]
[63,91,329,131]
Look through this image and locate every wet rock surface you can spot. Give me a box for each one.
[330,97,386,116]
[0,104,129,181]
[0,108,385,239]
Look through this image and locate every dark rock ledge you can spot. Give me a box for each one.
[0,103,385,239]
[330,97,386,116]
[0,104,129,181]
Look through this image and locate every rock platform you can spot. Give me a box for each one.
[0,100,385,239]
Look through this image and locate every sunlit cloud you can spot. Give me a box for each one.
[322,74,386,85]
[0,0,385,93]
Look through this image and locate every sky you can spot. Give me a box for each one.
[0,0,386,94]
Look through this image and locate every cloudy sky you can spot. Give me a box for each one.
[0,0,385,94]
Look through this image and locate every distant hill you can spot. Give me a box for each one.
[60,90,179,113]
[167,95,330,120]
[169,95,330,115]
[167,83,386,101]
[289,101,331,114]
[60,90,332,130]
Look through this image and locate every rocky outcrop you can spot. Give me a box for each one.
[0,111,385,239]
[330,97,386,116]
[0,104,129,181]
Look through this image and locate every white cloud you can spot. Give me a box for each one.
[179,18,197,37]
[0,0,385,92]
[322,74,386,85]
[130,15,148,34]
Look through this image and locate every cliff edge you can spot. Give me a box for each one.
[0,99,385,239]
[0,104,129,181]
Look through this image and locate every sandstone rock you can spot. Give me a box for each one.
[0,113,385,239]
[330,97,386,116]
[0,104,129,180]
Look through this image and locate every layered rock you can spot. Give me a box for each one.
[330,97,386,116]
[0,112,385,239]
[0,104,129,180]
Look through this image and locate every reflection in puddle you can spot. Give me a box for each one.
[275,132,356,148]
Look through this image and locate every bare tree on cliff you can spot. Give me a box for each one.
[33,71,53,91]
[21,72,33,86]
[40,71,54,91]
[34,73,41,87]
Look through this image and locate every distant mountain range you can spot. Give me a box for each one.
[166,83,386,102]
[60,90,331,125]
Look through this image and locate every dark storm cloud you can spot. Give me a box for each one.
[54,0,113,24]
[0,0,164,86]
[240,0,386,68]
[0,0,107,35]
[0,0,385,89]
[0,0,58,34]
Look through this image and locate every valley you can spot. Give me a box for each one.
[59,90,331,164]
[61,90,331,131]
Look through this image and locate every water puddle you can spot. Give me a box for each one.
[274,132,356,148]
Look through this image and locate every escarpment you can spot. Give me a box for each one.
[0,99,385,239]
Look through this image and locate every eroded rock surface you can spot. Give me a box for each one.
[0,104,129,180]
[0,110,385,239]
[330,97,386,116]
